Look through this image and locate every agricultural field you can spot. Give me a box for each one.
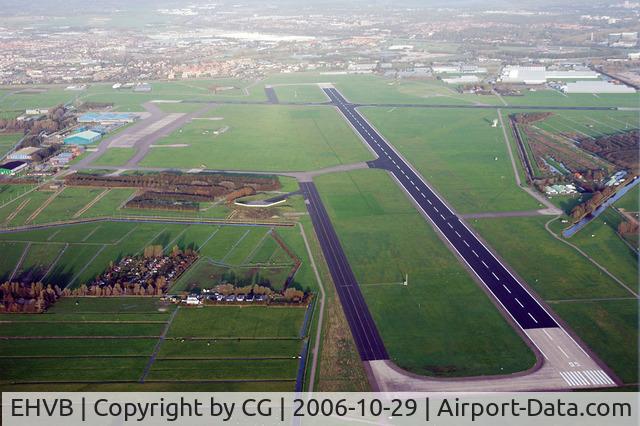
[0,298,309,391]
[0,219,315,293]
[314,169,536,377]
[360,107,541,214]
[140,104,374,171]
[511,109,638,181]
[0,132,22,158]
[471,215,638,384]
[501,89,640,109]
[0,176,307,227]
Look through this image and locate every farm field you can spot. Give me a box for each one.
[0,178,306,226]
[501,90,640,108]
[140,104,374,171]
[471,215,638,384]
[0,220,313,294]
[314,169,536,377]
[0,298,308,391]
[0,132,21,158]
[360,107,541,213]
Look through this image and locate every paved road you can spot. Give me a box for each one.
[325,87,557,330]
[300,181,388,361]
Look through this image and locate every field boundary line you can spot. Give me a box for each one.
[25,187,64,224]
[4,198,31,225]
[139,306,180,383]
[65,244,107,289]
[241,227,272,264]
[221,229,251,263]
[81,224,101,242]
[73,188,111,218]
[197,226,220,251]
[41,243,69,282]
[8,242,31,282]
[135,229,167,256]
[114,224,138,244]
[162,226,190,254]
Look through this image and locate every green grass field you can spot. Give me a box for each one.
[272,84,329,103]
[360,107,541,213]
[92,147,136,167]
[0,180,301,226]
[471,215,638,383]
[551,300,638,384]
[0,298,308,391]
[615,185,639,212]
[0,132,22,158]
[314,169,536,377]
[0,219,313,295]
[140,104,374,171]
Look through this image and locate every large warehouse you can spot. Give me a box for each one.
[499,66,599,84]
[77,112,137,124]
[63,130,102,145]
[562,81,636,94]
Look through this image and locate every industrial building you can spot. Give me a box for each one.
[561,81,636,94]
[7,147,41,161]
[49,152,74,167]
[499,66,599,84]
[63,130,102,145]
[0,161,28,175]
[432,64,487,74]
[442,75,480,84]
[77,112,137,124]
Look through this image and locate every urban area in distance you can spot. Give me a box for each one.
[0,0,638,398]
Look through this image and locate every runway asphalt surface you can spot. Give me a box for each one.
[300,181,389,361]
[323,87,559,335]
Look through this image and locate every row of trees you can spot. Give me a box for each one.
[209,283,307,303]
[0,282,62,313]
[570,186,617,221]
[618,220,639,238]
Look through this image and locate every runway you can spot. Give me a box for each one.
[317,86,619,390]
[324,87,557,331]
[300,181,388,361]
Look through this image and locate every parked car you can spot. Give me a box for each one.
[245,294,254,302]
[236,294,245,302]
[225,294,236,302]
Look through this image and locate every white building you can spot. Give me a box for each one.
[442,75,480,84]
[499,66,599,85]
[562,81,636,94]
